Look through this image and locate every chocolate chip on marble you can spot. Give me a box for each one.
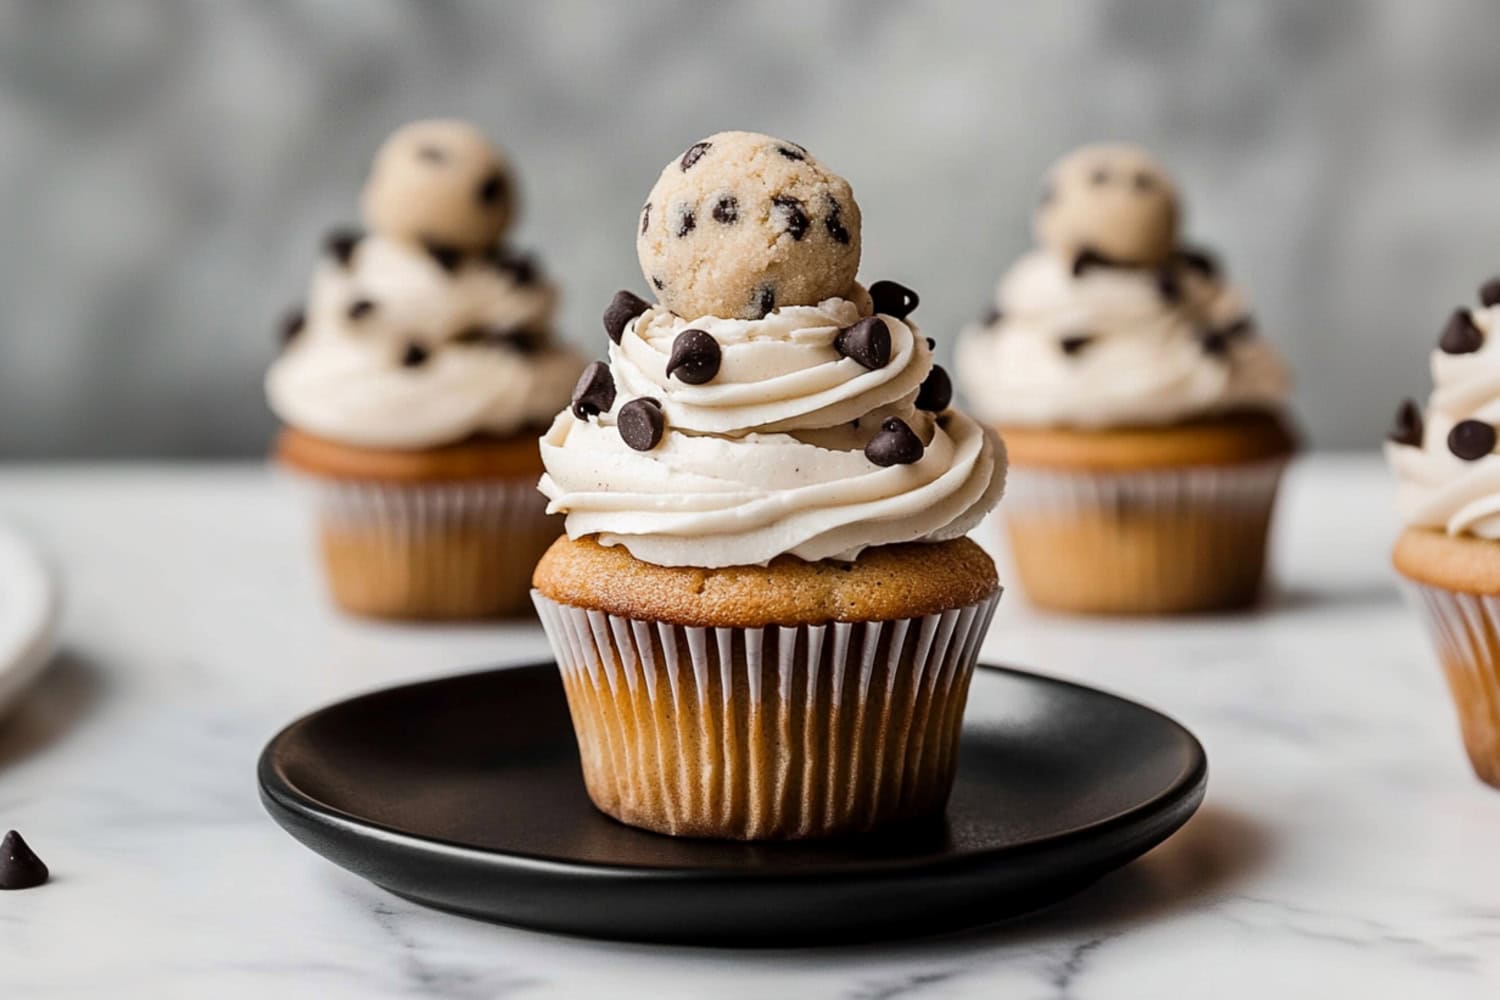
[425,242,465,273]
[1440,309,1484,354]
[1388,399,1423,448]
[680,142,712,171]
[604,290,650,344]
[400,342,430,368]
[834,317,892,370]
[618,397,665,451]
[916,365,953,412]
[324,228,362,267]
[640,202,651,236]
[752,285,776,318]
[571,361,616,419]
[279,308,305,345]
[712,195,739,225]
[477,171,507,206]
[772,195,809,240]
[673,205,696,238]
[1480,277,1500,308]
[1060,334,1094,355]
[1176,247,1219,278]
[667,329,722,384]
[869,280,919,319]
[825,198,850,244]
[865,417,924,466]
[776,145,806,161]
[0,831,48,890]
[347,298,375,321]
[1448,419,1496,461]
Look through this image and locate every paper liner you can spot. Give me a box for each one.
[298,477,560,620]
[1001,459,1287,615]
[532,590,1001,840]
[1405,582,1500,788]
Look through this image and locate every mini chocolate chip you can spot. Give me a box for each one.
[1440,309,1484,354]
[834,317,892,370]
[1200,331,1230,356]
[618,397,665,451]
[680,142,711,171]
[674,205,696,238]
[926,337,936,350]
[279,308,305,345]
[1176,246,1219,277]
[325,228,362,267]
[825,198,850,244]
[773,195,809,240]
[869,280,919,319]
[494,327,544,354]
[1133,171,1155,191]
[666,329,722,384]
[0,830,48,890]
[452,325,486,345]
[865,417,924,466]
[1156,268,1182,302]
[1449,419,1496,461]
[640,202,651,235]
[604,290,650,344]
[1090,167,1110,185]
[417,145,446,163]
[652,276,665,291]
[491,250,538,286]
[981,305,1003,326]
[477,171,507,206]
[1388,399,1423,448]
[1219,316,1255,340]
[347,298,375,320]
[776,145,806,161]
[1071,248,1111,277]
[400,342,429,368]
[425,242,465,273]
[713,196,739,224]
[1480,277,1500,308]
[1060,334,1093,355]
[571,360,616,419]
[752,285,776,318]
[916,365,953,412]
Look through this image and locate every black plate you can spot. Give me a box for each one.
[258,663,1206,946]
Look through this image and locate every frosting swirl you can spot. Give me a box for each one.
[956,249,1289,428]
[267,235,582,449]
[538,298,1006,567]
[1387,302,1500,538]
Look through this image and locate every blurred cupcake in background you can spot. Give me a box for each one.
[957,144,1295,615]
[1388,279,1500,788]
[267,119,583,619]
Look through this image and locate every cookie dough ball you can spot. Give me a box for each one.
[637,131,862,320]
[360,119,515,250]
[1034,144,1179,268]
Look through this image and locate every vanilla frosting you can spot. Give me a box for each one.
[1387,301,1500,538]
[538,298,1006,567]
[956,249,1289,428]
[267,235,582,449]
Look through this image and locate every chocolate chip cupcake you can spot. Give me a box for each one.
[267,120,583,619]
[532,131,1006,840]
[957,144,1295,615]
[1388,280,1500,788]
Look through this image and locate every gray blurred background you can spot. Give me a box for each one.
[0,0,1496,458]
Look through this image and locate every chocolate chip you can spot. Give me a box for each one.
[666,329,722,384]
[325,228,362,267]
[571,360,616,419]
[776,145,806,161]
[1200,331,1230,356]
[452,325,486,345]
[712,195,739,224]
[1440,309,1484,354]
[772,195,809,240]
[1388,399,1423,448]
[834,317,892,370]
[279,308,305,345]
[618,397,665,451]
[417,145,446,163]
[825,198,850,244]
[347,298,375,321]
[1176,247,1219,277]
[869,280,919,319]
[1156,268,1182,303]
[477,171,507,206]
[425,242,464,273]
[1449,419,1495,461]
[981,305,1003,326]
[673,205,696,238]
[1072,248,1111,277]
[680,142,711,171]
[752,285,776,318]
[652,276,665,291]
[1480,277,1500,308]
[640,202,651,236]
[1090,167,1110,185]
[494,327,544,354]
[1060,334,1093,355]
[400,342,429,367]
[916,365,953,412]
[1219,316,1255,340]
[604,290,650,344]
[1133,171,1155,192]
[865,417,924,466]
[926,337,936,350]
[0,831,48,890]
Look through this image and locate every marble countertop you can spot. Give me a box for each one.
[1,455,1497,999]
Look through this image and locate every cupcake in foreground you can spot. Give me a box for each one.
[957,144,1295,615]
[1387,280,1500,788]
[267,120,582,619]
[531,131,1006,840]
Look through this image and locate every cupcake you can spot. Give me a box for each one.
[267,120,582,619]
[531,131,1007,840]
[1387,280,1500,788]
[957,144,1295,615]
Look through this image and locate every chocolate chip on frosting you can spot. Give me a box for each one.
[493,250,538,286]
[1448,419,1496,461]
[424,242,465,274]
[1060,334,1094,355]
[279,308,305,345]
[1440,309,1484,354]
[1156,268,1182,303]
[666,329,722,384]
[618,397,665,451]
[869,280,919,319]
[571,360,616,420]
[773,195,809,240]
[400,342,430,368]
[1480,277,1500,308]
[0,830,48,890]
[713,195,739,225]
[1388,398,1424,448]
[834,317,892,370]
[1175,246,1220,278]
[325,228,362,267]
[1071,248,1110,277]
[915,365,953,412]
[346,298,376,321]
[604,290,650,344]
[680,142,711,171]
[865,417,924,466]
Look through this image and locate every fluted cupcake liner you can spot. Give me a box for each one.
[532,590,1001,840]
[1001,459,1287,615]
[294,476,561,620]
[1404,583,1500,788]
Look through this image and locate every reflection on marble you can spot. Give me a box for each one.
[1,455,1499,997]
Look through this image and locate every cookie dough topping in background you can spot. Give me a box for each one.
[1036,144,1179,271]
[360,119,515,252]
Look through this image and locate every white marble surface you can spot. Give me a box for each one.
[0,454,1497,998]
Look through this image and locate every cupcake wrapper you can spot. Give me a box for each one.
[532,590,1001,840]
[1001,459,1288,615]
[1404,582,1500,788]
[292,475,560,620]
